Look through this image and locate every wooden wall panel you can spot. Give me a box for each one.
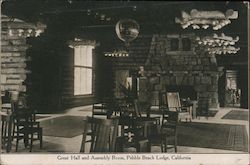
[1,15,46,114]
[1,18,30,93]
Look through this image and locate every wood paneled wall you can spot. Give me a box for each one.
[1,15,42,95]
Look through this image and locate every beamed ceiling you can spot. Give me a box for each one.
[2,1,247,32]
[1,1,248,65]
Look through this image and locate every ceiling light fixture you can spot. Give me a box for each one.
[175,9,238,30]
[115,19,140,46]
[196,33,240,55]
[104,50,129,58]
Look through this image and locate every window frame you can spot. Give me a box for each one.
[73,45,94,96]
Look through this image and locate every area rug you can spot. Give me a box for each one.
[198,110,218,117]
[35,115,51,120]
[78,109,92,112]
[221,110,249,121]
[208,110,218,117]
[40,116,86,138]
[177,122,248,152]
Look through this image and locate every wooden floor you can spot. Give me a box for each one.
[2,106,249,153]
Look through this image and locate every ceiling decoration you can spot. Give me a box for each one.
[175,9,238,30]
[115,19,140,46]
[196,33,240,55]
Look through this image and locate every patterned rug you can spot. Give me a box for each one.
[40,116,86,138]
[177,122,248,152]
[221,110,249,121]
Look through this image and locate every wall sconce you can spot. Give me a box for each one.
[175,9,238,30]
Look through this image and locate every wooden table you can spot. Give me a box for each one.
[119,116,157,136]
[117,116,158,152]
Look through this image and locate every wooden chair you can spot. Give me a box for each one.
[148,111,178,152]
[133,99,161,125]
[1,113,13,153]
[166,92,192,122]
[161,111,178,152]
[92,98,122,119]
[92,103,108,118]
[1,91,11,104]
[123,99,161,139]
[80,116,118,153]
[1,91,13,114]
[12,103,43,152]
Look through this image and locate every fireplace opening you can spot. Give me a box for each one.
[165,85,197,101]
[164,85,198,113]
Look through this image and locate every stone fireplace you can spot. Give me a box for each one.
[145,34,221,114]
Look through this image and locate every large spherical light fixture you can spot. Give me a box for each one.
[115,19,140,45]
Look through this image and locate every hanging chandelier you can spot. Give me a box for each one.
[206,46,240,55]
[115,19,140,46]
[196,33,240,55]
[175,9,238,30]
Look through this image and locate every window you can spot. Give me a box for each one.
[182,38,191,51]
[74,45,94,95]
[170,38,179,51]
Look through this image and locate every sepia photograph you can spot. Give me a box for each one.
[0,1,249,165]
